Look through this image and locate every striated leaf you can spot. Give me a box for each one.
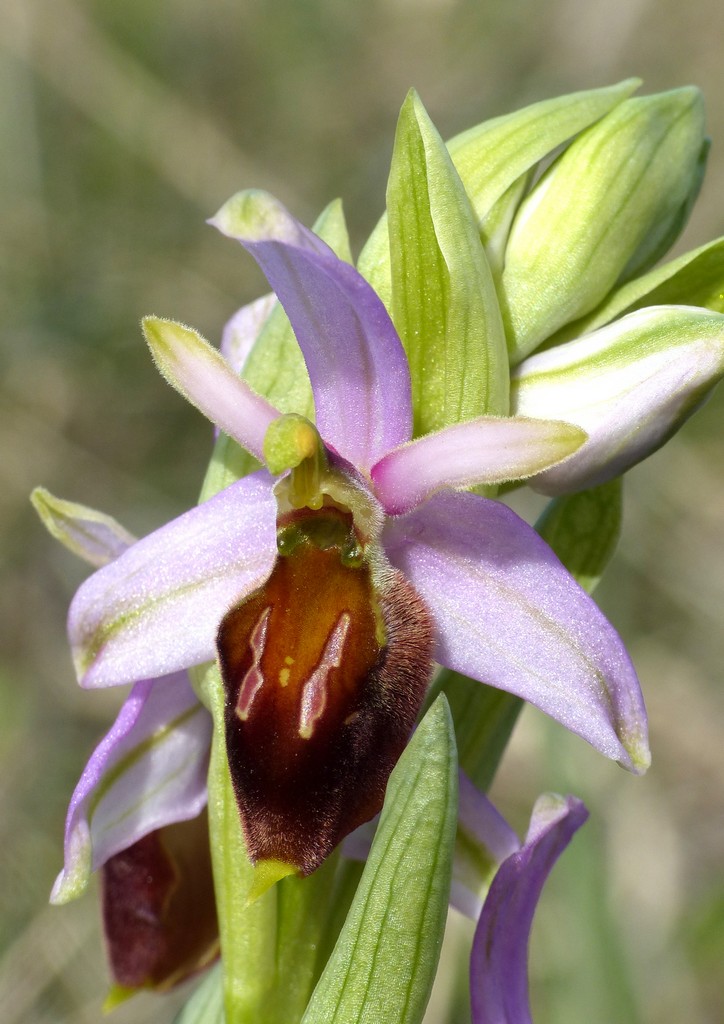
[447,79,640,234]
[502,88,706,362]
[550,235,724,345]
[359,80,638,309]
[301,696,457,1024]
[387,90,508,431]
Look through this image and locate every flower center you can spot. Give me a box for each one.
[263,414,383,544]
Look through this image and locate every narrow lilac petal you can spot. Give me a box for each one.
[220,293,277,374]
[69,471,277,688]
[459,772,520,865]
[211,191,412,469]
[470,795,588,1024]
[51,673,211,905]
[371,416,586,515]
[143,317,279,462]
[452,774,522,922]
[450,881,487,922]
[341,817,378,862]
[31,487,135,568]
[383,492,650,772]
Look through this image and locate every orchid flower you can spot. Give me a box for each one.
[35,80,724,1020]
[63,187,647,883]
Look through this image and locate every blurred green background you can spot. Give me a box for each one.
[2,0,724,1021]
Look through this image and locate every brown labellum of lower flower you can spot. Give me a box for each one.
[217,505,434,877]
[101,811,219,1002]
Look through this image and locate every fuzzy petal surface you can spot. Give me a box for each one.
[383,492,650,772]
[211,190,412,469]
[51,673,211,905]
[69,472,277,688]
[470,794,588,1024]
[143,317,279,462]
[371,416,586,514]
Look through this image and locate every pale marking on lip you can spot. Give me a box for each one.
[236,606,271,721]
[298,613,351,739]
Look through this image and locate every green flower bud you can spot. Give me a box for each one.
[502,88,707,363]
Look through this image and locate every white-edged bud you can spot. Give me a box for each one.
[512,306,724,495]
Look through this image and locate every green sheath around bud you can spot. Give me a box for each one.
[501,87,706,363]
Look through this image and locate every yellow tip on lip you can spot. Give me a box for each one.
[246,858,299,905]
[102,983,137,1014]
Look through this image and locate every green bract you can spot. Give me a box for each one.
[300,697,457,1024]
[387,89,508,430]
[502,88,706,362]
[550,234,724,343]
[359,79,639,301]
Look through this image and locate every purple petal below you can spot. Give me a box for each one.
[51,673,211,904]
[69,472,277,688]
[470,794,588,1024]
[210,190,413,470]
[383,492,650,772]
[371,416,586,514]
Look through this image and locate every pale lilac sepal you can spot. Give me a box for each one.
[211,191,412,470]
[51,673,211,905]
[470,795,588,1024]
[220,293,277,374]
[69,472,277,688]
[371,416,586,514]
[383,492,650,773]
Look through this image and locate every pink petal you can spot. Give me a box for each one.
[143,317,279,462]
[383,492,650,773]
[69,472,277,688]
[371,416,586,514]
[51,674,211,905]
[210,191,412,469]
